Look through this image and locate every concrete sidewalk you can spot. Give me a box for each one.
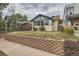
[0,39,55,56]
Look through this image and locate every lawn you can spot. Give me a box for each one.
[0,50,7,56]
[7,31,79,40]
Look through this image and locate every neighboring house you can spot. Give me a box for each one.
[17,21,32,31]
[31,14,60,31]
[63,3,79,36]
[4,16,32,31]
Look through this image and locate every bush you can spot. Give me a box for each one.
[0,20,5,32]
[63,27,74,35]
[39,26,45,31]
[59,25,64,32]
[33,27,38,31]
[19,23,32,31]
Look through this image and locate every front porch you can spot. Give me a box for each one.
[32,20,53,31]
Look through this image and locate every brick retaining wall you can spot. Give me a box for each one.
[64,40,79,56]
[4,35,65,55]
[4,34,79,56]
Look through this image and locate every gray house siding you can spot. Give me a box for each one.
[32,14,53,31]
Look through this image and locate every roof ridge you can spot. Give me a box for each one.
[31,14,52,21]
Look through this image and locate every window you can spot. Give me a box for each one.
[34,21,36,26]
[37,21,40,26]
[66,6,74,16]
[76,24,79,26]
[70,12,72,15]
[41,21,44,25]
[45,20,49,26]
[74,27,78,30]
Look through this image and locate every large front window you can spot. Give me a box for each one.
[45,20,49,26]
[33,20,49,26]
[41,21,44,25]
[37,21,40,26]
[34,21,36,26]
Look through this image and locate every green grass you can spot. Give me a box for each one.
[8,31,79,40]
[0,50,7,56]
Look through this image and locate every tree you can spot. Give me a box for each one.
[0,3,9,10]
[0,3,9,17]
[8,4,15,15]
[9,13,28,31]
[0,3,9,32]
[10,13,27,21]
[23,15,27,21]
[0,18,5,32]
[4,16,12,32]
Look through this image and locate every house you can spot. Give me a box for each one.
[4,16,32,31]
[63,3,79,36]
[17,21,32,31]
[31,14,60,31]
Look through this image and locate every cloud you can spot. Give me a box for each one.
[2,3,68,20]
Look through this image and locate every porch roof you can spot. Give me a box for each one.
[31,14,52,22]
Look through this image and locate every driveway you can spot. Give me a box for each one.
[0,38,55,56]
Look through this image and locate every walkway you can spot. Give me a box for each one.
[0,39,55,56]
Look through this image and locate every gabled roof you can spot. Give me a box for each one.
[31,14,52,21]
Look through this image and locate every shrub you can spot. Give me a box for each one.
[0,20,5,32]
[59,25,64,32]
[39,26,45,31]
[33,27,38,31]
[63,27,74,35]
[18,23,32,31]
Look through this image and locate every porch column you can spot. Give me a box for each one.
[37,21,41,31]
[36,21,39,31]
[40,21,41,26]
[44,20,45,27]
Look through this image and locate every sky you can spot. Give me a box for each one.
[2,3,69,20]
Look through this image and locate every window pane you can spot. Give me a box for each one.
[45,20,49,25]
[34,21,36,26]
[37,21,40,26]
[74,27,78,30]
[41,21,44,25]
